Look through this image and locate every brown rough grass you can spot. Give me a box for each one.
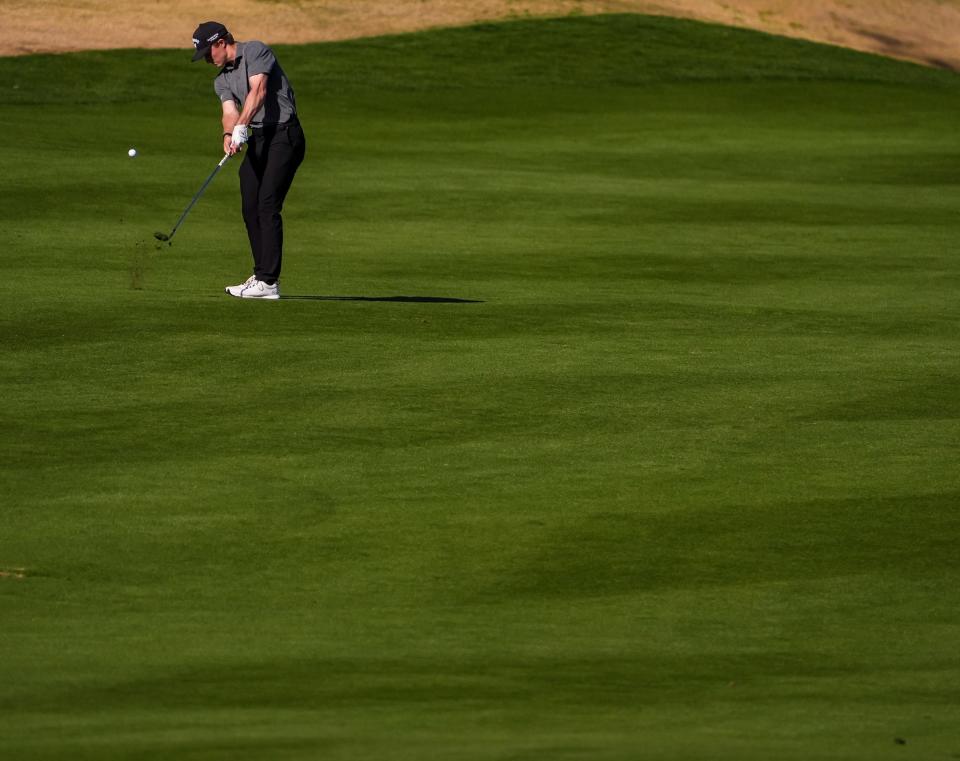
[2,0,960,69]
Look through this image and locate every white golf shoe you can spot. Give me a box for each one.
[225,275,256,297]
[225,277,280,300]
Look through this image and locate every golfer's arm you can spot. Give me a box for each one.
[236,74,267,127]
[221,100,239,135]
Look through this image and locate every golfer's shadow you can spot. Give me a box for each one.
[279,295,484,303]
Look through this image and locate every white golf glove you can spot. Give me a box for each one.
[231,124,249,147]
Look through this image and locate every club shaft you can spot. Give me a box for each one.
[168,153,231,240]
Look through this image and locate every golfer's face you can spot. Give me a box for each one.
[206,40,228,66]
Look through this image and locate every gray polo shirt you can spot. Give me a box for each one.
[214,41,297,127]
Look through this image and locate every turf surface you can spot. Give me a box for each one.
[2,14,960,760]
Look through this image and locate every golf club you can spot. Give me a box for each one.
[154,152,231,243]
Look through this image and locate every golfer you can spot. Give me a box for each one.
[192,21,306,299]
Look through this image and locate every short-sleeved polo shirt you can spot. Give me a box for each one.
[213,41,298,127]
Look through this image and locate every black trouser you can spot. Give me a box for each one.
[239,119,306,284]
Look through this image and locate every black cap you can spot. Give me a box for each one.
[191,21,229,62]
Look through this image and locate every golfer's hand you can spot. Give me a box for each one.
[229,123,248,154]
[223,133,237,155]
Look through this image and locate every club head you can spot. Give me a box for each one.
[153,231,170,242]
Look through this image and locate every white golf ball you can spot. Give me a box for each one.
[128,148,137,158]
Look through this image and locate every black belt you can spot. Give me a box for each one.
[250,118,299,133]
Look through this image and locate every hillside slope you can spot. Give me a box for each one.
[3,15,960,761]
[2,0,960,70]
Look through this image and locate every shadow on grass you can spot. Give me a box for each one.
[279,295,484,304]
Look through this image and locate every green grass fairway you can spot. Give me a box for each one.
[2,14,960,760]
